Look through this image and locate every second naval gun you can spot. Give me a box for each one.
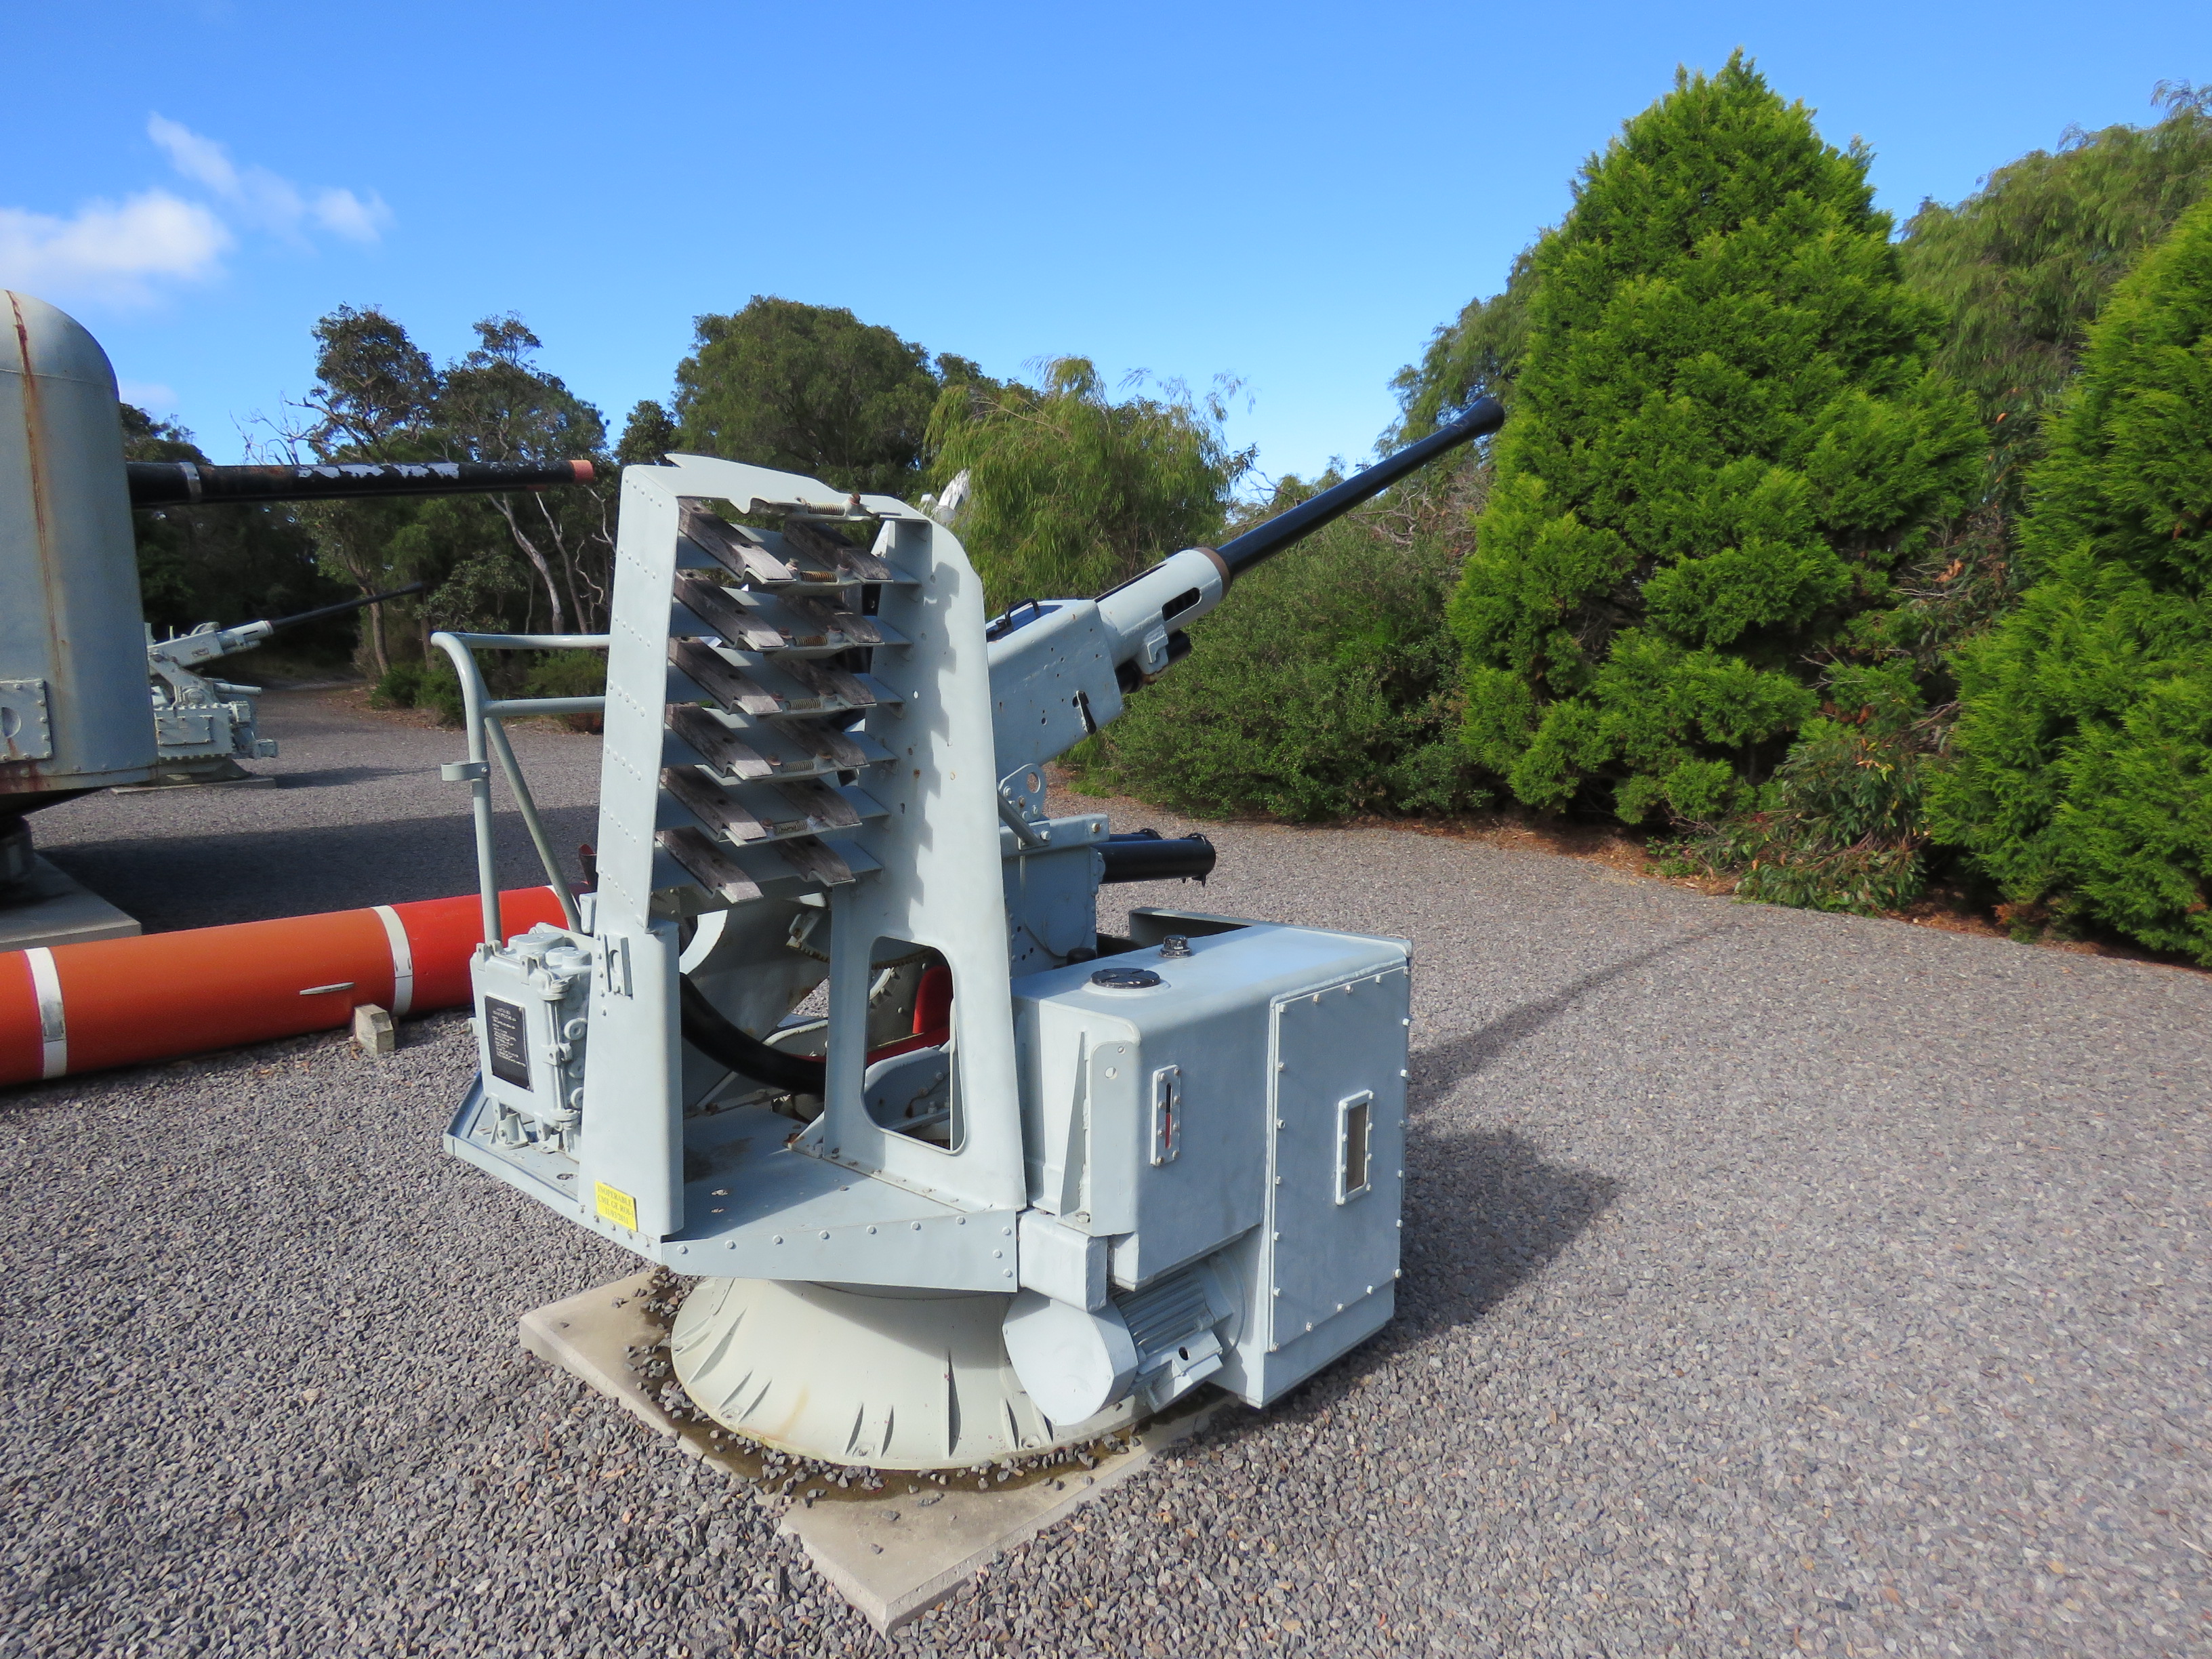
[141,584,426,787]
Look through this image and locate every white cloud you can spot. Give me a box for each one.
[0,118,392,308]
[0,191,231,305]
[148,114,390,244]
[144,116,237,197]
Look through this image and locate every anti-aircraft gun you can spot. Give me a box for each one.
[139,583,426,787]
[438,397,1503,1469]
[120,466,596,795]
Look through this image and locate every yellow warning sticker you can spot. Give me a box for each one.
[594,1181,638,1231]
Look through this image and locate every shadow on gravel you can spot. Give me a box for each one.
[1409,928,1726,1101]
[1396,1125,1619,1338]
[273,764,426,788]
[1191,1126,1617,1444]
[39,811,596,931]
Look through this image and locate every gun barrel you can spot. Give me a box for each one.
[1211,396,1504,580]
[262,582,428,636]
[128,458,594,510]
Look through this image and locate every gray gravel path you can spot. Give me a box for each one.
[5,691,2209,1657]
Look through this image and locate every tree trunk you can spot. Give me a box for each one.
[493,498,567,633]
[537,493,590,634]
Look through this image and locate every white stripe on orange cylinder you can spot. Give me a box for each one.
[25,949,65,1080]
[371,903,415,1017]
[0,886,567,1086]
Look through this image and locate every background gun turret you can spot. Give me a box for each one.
[121,463,598,792]
[142,584,428,790]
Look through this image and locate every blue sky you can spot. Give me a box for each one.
[5,1,2206,487]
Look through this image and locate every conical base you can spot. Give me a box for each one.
[669,1278,1139,1470]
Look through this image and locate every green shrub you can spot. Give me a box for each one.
[1861,85,2212,677]
[525,648,609,731]
[525,649,607,700]
[1900,83,2212,483]
[1667,662,1939,914]
[1931,197,2212,962]
[368,654,466,726]
[369,661,425,710]
[1078,483,1488,821]
[1450,54,1980,823]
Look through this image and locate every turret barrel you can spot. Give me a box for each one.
[127,457,595,509]
[1208,395,1504,581]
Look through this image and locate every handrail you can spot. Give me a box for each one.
[428,631,611,945]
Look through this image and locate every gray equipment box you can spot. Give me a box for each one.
[1011,910,1409,1406]
[471,923,594,1157]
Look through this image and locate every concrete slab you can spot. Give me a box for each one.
[518,1268,677,1439]
[520,1270,1235,1633]
[781,1393,1229,1632]
[0,857,140,951]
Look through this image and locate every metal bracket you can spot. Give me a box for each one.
[996,764,1050,845]
[596,933,632,999]
[441,759,490,783]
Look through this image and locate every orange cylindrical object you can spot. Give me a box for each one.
[0,886,567,1086]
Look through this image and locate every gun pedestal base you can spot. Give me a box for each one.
[523,1267,1229,1633]
[0,856,140,952]
[670,1277,1142,1470]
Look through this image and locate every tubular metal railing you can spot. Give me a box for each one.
[428,631,610,945]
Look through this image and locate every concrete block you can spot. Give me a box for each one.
[520,1269,1234,1633]
[352,1004,396,1056]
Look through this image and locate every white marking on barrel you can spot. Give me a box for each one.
[373,904,414,1017]
[25,948,64,1080]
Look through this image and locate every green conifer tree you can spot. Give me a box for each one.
[1929,198,2212,962]
[1451,54,1978,823]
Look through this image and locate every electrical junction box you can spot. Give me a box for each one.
[1009,909,1409,1406]
[470,922,594,1160]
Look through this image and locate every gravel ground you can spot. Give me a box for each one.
[4,689,2209,1658]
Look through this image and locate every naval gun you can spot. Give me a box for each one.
[123,462,596,787]
[142,584,426,787]
[440,396,1502,1469]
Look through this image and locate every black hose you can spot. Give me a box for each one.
[678,977,827,1095]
